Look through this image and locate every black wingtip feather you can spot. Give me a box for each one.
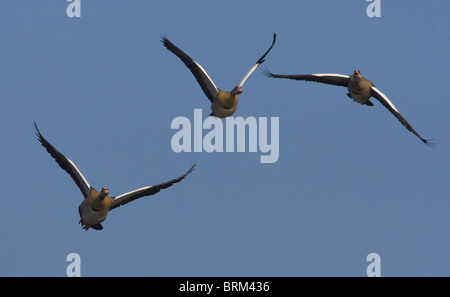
[34,121,47,147]
[423,138,436,148]
[34,121,41,137]
[157,162,196,190]
[184,162,197,178]
[160,33,168,45]
[261,66,276,78]
[255,33,277,65]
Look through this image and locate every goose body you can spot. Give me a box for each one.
[347,73,373,104]
[35,123,196,231]
[78,187,113,229]
[162,33,276,118]
[212,89,240,118]
[264,69,433,146]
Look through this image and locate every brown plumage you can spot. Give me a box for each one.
[35,122,196,231]
[162,33,276,118]
[264,69,434,146]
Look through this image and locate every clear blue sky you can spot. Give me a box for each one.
[1,0,448,276]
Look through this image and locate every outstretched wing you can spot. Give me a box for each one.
[264,68,350,87]
[161,35,218,103]
[109,163,196,210]
[370,87,434,146]
[34,122,91,198]
[238,33,277,87]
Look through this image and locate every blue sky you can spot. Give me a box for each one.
[0,0,449,276]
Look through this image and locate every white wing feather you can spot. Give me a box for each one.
[194,61,219,98]
[371,86,399,112]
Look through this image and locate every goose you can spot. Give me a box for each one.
[161,33,277,118]
[264,69,433,146]
[34,122,196,231]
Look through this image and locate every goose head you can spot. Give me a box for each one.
[232,86,243,95]
[353,69,361,82]
[101,187,109,196]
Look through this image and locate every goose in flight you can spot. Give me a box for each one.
[35,122,196,231]
[264,69,433,146]
[162,33,277,118]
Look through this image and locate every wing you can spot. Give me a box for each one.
[238,33,277,87]
[109,163,196,210]
[161,35,218,103]
[370,87,434,146]
[34,122,91,198]
[263,68,350,87]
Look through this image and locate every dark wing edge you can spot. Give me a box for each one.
[161,34,217,103]
[262,67,350,87]
[109,163,197,210]
[34,122,91,197]
[255,33,277,65]
[237,33,277,87]
[370,87,435,147]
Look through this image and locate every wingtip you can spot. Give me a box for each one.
[423,138,436,148]
[255,33,277,65]
[188,162,197,173]
[261,66,274,78]
[177,163,196,182]
[160,32,169,45]
[34,121,43,138]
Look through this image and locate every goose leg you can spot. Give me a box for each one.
[78,219,90,231]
